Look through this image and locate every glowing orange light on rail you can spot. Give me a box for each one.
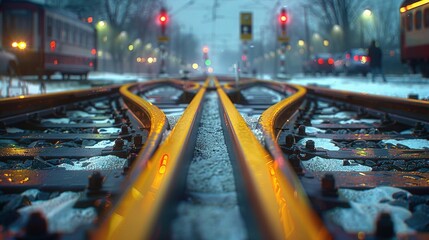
[159,154,168,174]
[400,0,429,12]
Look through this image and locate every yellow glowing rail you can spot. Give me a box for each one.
[400,0,429,12]
[216,78,330,239]
[93,78,209,240]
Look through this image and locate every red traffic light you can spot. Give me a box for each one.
[279,8,288,24]
[202,46,209,53]
[158,8,168,25]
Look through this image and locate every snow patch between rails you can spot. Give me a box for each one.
[98,127,121,134]
[58,155,126,170]
[305,126,326,134]
[17,191,96,233]
[326,187,414,234]
[84,140,115,148]
[172,92,247,239]
[240,113,265,144]
[41,118,71,124]
[67,111,96,118]
[298,138,339,150]
[298,138,372,171]
[302,157,372,172]
[6,127,25,133]
[339,119,380,124]
[381,139,429,149]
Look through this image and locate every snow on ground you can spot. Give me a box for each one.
[326,187,414,234]
[0,71,148,97]
[286,74,429,99]
[17,191,96,234]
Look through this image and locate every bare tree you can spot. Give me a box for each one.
[309,0,368,51]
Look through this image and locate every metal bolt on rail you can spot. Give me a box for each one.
[298,125,306,136]
[133,134,143,148]
[120,124,129,135]
[408,93,419,100]
[24,212,50,238]
[88,171,104,192]
[113,138,125,151]
[375,212,395,239]
[321,174,338,197]
[414,122,426,135]
[114,115,122,124]
[305,140,316,151]
[382,113,392,125]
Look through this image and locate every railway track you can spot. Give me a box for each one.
[0,76,428,239]
[0,80,197,239]
[251,80,429,239]
[94,77,327,240]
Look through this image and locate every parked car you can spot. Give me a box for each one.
[0,47,18,77]
[341,48,370,76]
[303,53,335,75]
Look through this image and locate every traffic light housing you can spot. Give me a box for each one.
[158,8,168,35]
[279,8,288,34]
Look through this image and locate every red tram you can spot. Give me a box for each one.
[0,0,97,80]
[400,0,429,77]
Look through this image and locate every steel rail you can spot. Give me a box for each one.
[92,78,208,240]
[216,78,330,240]
[0,85,121,119]
[305,85,429,124]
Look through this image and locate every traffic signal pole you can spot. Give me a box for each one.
[158,8,169,75]
[240,12,252,76]
[277,8,289,76]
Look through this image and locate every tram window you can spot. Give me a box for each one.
[87,34,92,48]
[415,10,422,30]
[69,25,74,43]
[74,28,80,46]
[424,8,429,28]
[61,22,68,42]
[80,30,85,46]
[406,12,413,31]
[54,20,60,39]
[47,17,53,38]
[4,10,33,44]
[82,32,87,47]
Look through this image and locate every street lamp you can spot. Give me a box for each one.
[363,9,372,18]
[96,20,110,71]
[323,40,329,47]
[360,9,373,47]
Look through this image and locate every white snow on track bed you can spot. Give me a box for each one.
[381,139,429,149]
[17,191,96,233]
[298,138,372,171]
[288,75,429,99]
[58,155,126,170]
[326,187,414,234]
[172,92,247,240]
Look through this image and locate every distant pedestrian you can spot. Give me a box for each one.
[368,40,387,82]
